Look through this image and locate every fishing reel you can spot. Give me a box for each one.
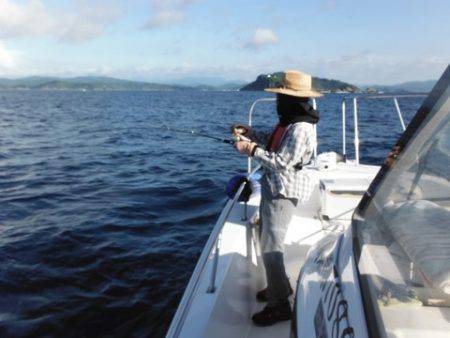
[230,125,251,144]
[231,134,251,144]
[231,135,240,143]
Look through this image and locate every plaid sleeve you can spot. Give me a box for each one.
[253,124,308,172]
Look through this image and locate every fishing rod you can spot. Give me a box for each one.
[157,125,250,144]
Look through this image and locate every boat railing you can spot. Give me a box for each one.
[343,94,427,164]
[247,94,426,170]
[166,164,261,338]
[247,98,276,173]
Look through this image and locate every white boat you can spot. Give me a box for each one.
[167,66,450,338]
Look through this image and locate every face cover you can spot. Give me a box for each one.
[276,94,320,126]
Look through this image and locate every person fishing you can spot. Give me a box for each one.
[232,70,321,326]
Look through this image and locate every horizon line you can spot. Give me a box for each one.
[0,73,438,87]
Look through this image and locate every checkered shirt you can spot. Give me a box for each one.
[253,122,315,202]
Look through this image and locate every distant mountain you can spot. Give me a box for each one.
[167,75,244,87]
[36,77,189,91]
[366,79,436,93]
[0,76,193,91]
[0,76,246,91]
[0,76,57,88]
[0,75,437,93]
[240,72,359,93]
[195,82,245,91]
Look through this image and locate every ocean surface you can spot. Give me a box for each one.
[0,90,423,337]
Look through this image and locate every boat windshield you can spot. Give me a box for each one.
[353,73,450,337]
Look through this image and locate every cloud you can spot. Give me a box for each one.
[143,0,197,29]
[281,52,449,85]
[145,10,184,28]
[133,53,445,85]
[0,0,55,38]
[2,52,445,85]
[58,1,123,43]
[320,0,337,11]
[0,42,15,68]
[0,40,20,74]
[0,0,122,43]
[245,28,278,50]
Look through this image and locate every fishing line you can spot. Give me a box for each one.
[163,125,233,144]
[155,124,249,145]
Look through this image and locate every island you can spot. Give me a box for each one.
[239,72,359,93]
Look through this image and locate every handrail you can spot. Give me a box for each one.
[247,98,275,173]
[166,165,261,338]
[248,95,421,168]
[312,98,318,165]
[342,100,346,157]
[363,94,427,99]
[353,98,360,165]
[393,97,406,131]
[343,94,427,163]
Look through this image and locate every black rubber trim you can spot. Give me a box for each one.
[352,219,387,338]
[291,266,303,338]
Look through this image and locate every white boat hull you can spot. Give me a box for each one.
[167,160,379,338]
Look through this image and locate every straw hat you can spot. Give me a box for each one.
[265,70,323,98]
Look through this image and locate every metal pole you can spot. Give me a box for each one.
[206,236,220,293]
[393,97,406,131]
[204,165,260,295]
[342,100,346,156]
[242,201,248,221]
[247,101,255,174]
[247,98,275,174]
[312,98,318,164]
[353,98,360,165]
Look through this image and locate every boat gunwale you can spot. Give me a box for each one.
[166,165,261,338]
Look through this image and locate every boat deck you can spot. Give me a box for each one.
[247,215,330,338]
[168,162,379,338]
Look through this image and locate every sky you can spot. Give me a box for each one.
[0,0,449,85]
